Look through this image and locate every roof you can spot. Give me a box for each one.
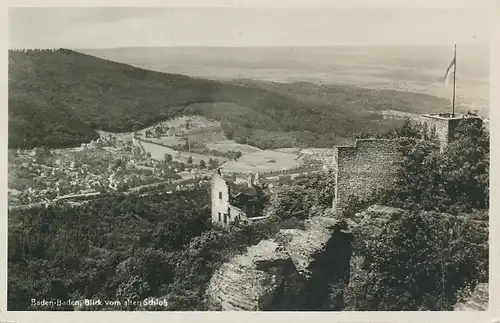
[227,181,265,198]
[227,182,254,195]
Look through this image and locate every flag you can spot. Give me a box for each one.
[444,56,456,88]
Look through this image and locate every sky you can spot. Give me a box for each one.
[8,7,491,48]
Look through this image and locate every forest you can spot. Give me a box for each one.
[8,118,489,311]
[9,49,449,149]
[7,183,320,311]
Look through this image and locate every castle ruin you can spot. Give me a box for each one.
[331,113,483,214]
[331,139,401,214]
[210,112,483,221]
[420,113,484,152]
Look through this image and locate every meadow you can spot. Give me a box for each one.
[221,149,301,173]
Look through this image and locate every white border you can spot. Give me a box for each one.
[1,1,498,323]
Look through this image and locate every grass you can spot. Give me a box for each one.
[221,149,300,173]
[139,140,228,165]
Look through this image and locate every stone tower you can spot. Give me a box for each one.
[420,113,483,152]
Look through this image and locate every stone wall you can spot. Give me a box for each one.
[332,139,402,214]
[454,283,489,311]
[331,115,485,214]
[420,114,483,152]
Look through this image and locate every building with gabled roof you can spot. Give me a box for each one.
[211,169,269,226]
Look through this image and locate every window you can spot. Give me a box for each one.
[218,212,221,221]
[224,214,227,224]
[219,191,223,199]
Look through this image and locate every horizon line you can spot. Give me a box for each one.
[8,43,489,50]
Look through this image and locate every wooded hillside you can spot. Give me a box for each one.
[9,49,449,149]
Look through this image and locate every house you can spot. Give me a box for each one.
[211,169,269,227]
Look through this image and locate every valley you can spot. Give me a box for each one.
[7,47,489,312]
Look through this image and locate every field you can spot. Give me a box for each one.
[206,140,262,154]
[104,114,332,173]
[220,149,301,173]
[139,140,229,165]
[98,130,134,142]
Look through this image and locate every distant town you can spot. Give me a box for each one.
[8,115,328,210]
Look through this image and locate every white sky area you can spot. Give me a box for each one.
[8,7,490,48]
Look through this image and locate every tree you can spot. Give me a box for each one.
[266,186,312,219]
[199,159,206,169]
[164,153,172,162]
[155,126,162,138]
[112,158,124,170]
[346,209,488,311]
[187,156,193,165]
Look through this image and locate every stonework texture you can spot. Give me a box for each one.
[332,115,484,214]
[332,139,402,214]
[420,114,483,152]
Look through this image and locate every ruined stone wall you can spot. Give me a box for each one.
[332,139,402,214]
[420,114,484,151]
[447,117,484,142]
[420,116,449,149]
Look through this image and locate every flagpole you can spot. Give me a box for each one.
[452,44,457,117]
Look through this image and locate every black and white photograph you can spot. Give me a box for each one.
[6,4,491,313]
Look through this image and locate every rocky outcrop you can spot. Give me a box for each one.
[207,204,488,311]
[206,217,352,311]
[205,239,299,311]
[454,283,488,311]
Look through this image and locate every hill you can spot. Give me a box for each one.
[9,49,450,149]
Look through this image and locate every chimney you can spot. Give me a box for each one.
[247,174,253,188]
